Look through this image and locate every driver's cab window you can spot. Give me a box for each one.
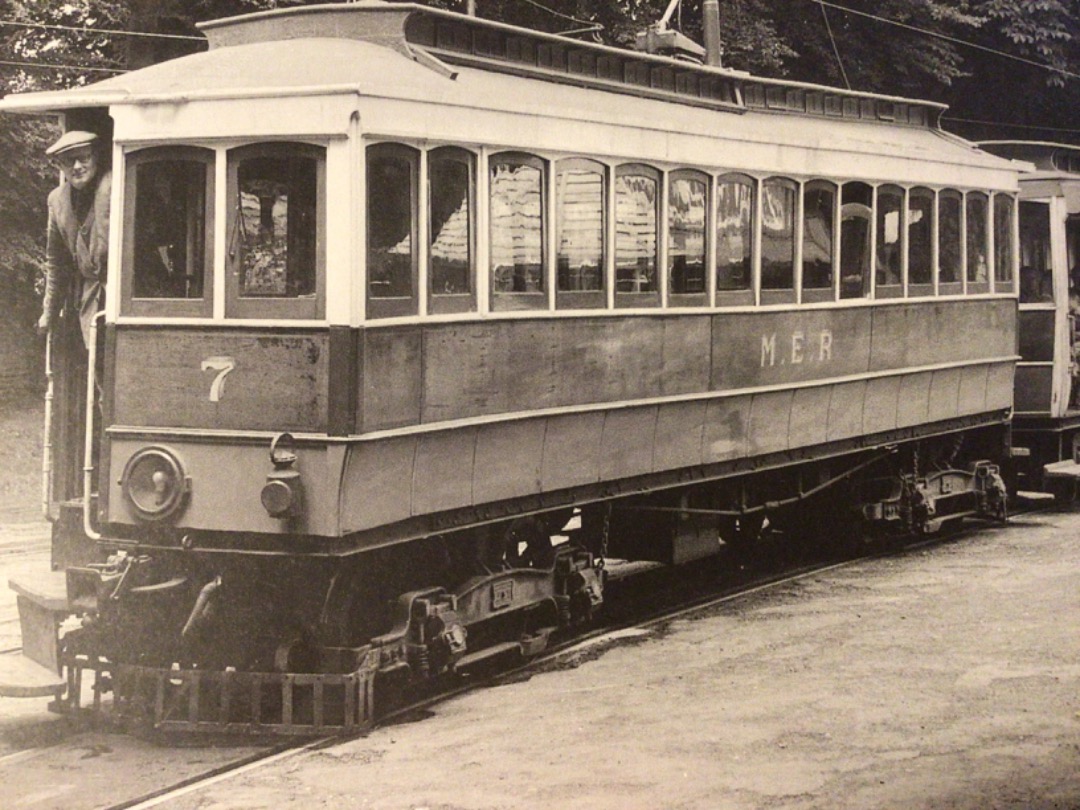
[226,142,325,319]
[122,146,214,317]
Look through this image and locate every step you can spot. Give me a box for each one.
[0,651,65,698]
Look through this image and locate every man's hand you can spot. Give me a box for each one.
[36,311,51,336]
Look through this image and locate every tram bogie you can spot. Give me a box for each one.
[0,2,1024,732]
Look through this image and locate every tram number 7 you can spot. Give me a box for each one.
[201,356,236,402]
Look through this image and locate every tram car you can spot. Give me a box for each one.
[979,141,1080,498]
[0,1,1021,733]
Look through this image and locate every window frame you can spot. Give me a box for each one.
[427,145,477,315]
[667,168,710,308]
[714,172,756,307]
[965,190,991,294]
[225,141,327,320]
[938,188,964,295]
[874,183,905,300]
[554,156,607,310]
[759,176,798,305]
[992,192,1016,293]
[365,142,420,319]
[489,151,548,312]
[614,163,662,309]
[906,186,935,297]
[801,179,838,304]
[839,181,873,300]
[121,145,216,319]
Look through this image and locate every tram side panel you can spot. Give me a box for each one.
[101,299,1015,542]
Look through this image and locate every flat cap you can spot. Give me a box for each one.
[45,130,98,157]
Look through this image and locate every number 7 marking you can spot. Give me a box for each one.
[201,356,236,402]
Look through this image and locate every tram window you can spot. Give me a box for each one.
[556,158,605,309]
[668,170,708,305]
[123,146,214,317]
[840,182,872,299]
[802,180,835,300]
[994,194,1015,289]
[761,178,796,296]
[715,174,753,299]
[938,189,962,288]
[1019,201,1053,303]
[875,185,903,295]
[367,143,418,318]
[429,147,475,314]
[490,152,546,311]
[615,164,660,308]
[227,142,324,319]
[907,187,934,291]
[966,192,990,287]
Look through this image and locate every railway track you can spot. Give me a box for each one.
[0,509,1039,810]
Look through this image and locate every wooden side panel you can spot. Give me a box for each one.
[1013,366,1052,414]
[863,377,901,435]
[869,300,1016,370]
[553,319,664,405]
[541,412,605,491]
[113,329,328,432]
[412,429,478,515]
[958,366,990,415]
[710,308,872,390]
[897,373,932,428]
[473,420,546,503]
[928,368,963,422]
[599,408,658,481]
[827,381,866,441]
[748,391,793,455]
[653,400,708,472]
[362,327,422,432]
[661,317,712,395]
[789,386,832,448]
[702,396,750,462]
[341,436,417,531]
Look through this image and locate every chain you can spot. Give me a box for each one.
[595,502,612,572]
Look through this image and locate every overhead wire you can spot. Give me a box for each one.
[810,0,1078,82]
[0,18,204,42]
[0,58,125,73]
[817,0,851,90]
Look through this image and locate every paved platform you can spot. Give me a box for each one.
[157,510,1080,810]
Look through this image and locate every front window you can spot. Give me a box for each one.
[122,146,214,317]
[227,142,324,319]
[908,188,934,290]
[939,190,963,287]
[840,182,872,299]
[1019,201,1053,303]
[994,194,1015,288]
[367,143,418,318]
[429,147,476,314]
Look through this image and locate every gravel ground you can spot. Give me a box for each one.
[152,509,1080,810]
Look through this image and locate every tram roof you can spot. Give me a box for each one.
[0,2,1020,181]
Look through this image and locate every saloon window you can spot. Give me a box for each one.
[615,164,660,308]
[761,177,796,302]
[907,187,934,294]
[966,191,990,290]
[226,142,324,319]
[668,170,708,306]
[122,146,214,317]
[802,180,836,302]
[429,147,476,314]
[875,184,903,297]
[993,194,1015,291]
[490,152,546,311]
[367,143,419,318]
[715,173,754,304]
[840,182,872,299]
[556,158,605,309]
[938,189,963,292]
